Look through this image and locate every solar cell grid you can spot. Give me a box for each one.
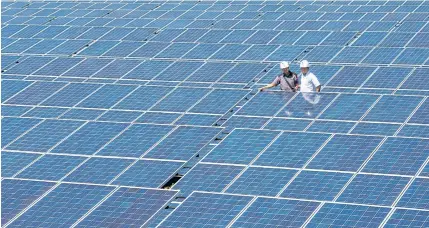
[203,129,279,165]
[3,1,429,226]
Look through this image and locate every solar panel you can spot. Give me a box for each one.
[203,129,279,164]
[307,203,390,227]
[10,183,115,227]
[283,170,352,201]
[144,126,221,160]
[159,192,252,227]
[2,179,55,224]
[113,160,184,188]
[76,188,177,227]
[3,1,429,226]
[232,198,319,227]
[172,164,243,196]
[363,137,429,175]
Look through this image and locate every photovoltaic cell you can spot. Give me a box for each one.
[385,209,429,228]
[190,89,248,114]
[6,119,84,152]
[145,126,221,160]
[173,164,243,196]
[398,124,429,138]
[5,81,66,105]
[1,152,41,177]
[76,188,177,228]
[51,122,128,155]
[232,198,319,228]
[397,178,429,210]
[308,135,383,172]
[114,86,172,111]
[351,122,401,136]
[238,92,295,117]
[363,137,429,175]
[1,179,55,224]
[307,203,390,227]
[363,67,412,89]
[77,84,136,109]
[159,192,252,227]
[65,157,133,184]
[136,112,180,124]
[9,184,114,228]
[226,167,297,196]
[151,87,211,112]
[255,132,331,168]
[282,170,352,201]
[203,129,279,165]
[113,160,184,188]
[337,174,410,206]
[17,154,86,181]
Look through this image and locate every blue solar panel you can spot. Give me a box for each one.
[9,184,114,227]
[283,170,352,201]
[226,167,296,196]
[385,209,429,228]
[77,84,136,109]
[173,163,243,195]
[191,89,248,114]
[254,132,331,168]
[203,129,279,165]
[308,135,383,172]
[145,126,221,160]
[5,81,66,105]
[327,66,377,87]
[64,157,133,184]
[232,198,319,227]
[159,192,252,227]
[98,124,173,157]
[113,160,184,188]
[363,138,429,175]
[151,87,211,112]
[3,1,429,226]
[76,188,177,227]
[238,92,295,117]
[351,122,401,136]
[17,154,86,181]
[51,122,128,155]
[364,96,422,123]
[398,178,429,210]
[137,112,181,124]
[307,203,390,227]
[320,94,379,121]
[1,152,41,177]
[6,119,84,152]
[337,174,410,206]
[60,108,104,121]
[398,124,429,138]
[2,179,55,225]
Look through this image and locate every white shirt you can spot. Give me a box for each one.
[300,72,320,92]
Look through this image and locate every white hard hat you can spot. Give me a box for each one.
[279,61,289,69]
[300,60,310,68]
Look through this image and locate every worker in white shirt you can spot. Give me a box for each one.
[298,60,321,93]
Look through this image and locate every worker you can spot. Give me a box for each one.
[299,60,321,92]
[259,61,298,92]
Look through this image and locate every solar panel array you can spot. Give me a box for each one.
[2,0,429,227]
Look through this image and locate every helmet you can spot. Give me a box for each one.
[279,61,289,69]
[300,60,310,68]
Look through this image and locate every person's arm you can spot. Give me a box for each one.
[312,74,321,92]
[294,74,300,91]
[259,83,276,91]
[260,77,280,91]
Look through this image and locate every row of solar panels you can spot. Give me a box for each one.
[2,179,177,227]
[3,24,429,46]
[3,179,428,227]
[3,0,429,11]
[4,126,429,178]
[3,58,429,88]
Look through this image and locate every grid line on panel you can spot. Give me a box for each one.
[276,134,336,198]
